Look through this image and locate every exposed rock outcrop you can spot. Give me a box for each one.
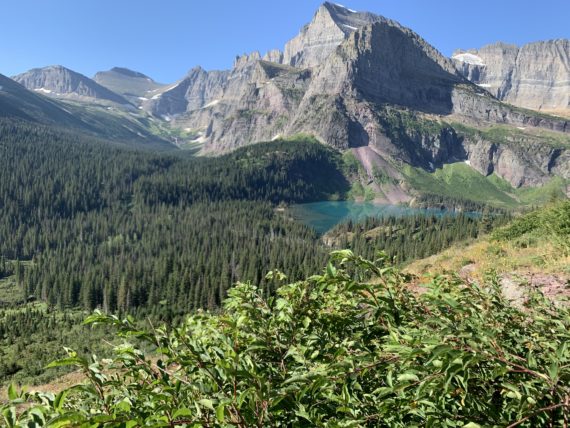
[453,40,570,113]
[142,67,229,118]
[13,65,130,105]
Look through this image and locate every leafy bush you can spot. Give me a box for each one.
[3,251,570,427]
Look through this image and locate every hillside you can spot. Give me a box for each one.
[407,200,570,302]
[2,202,569,426]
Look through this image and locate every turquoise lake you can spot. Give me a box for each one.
[288,201,472,234]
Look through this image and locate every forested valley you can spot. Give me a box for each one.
[0,118,507,385]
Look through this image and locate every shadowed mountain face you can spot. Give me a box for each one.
[453,39,570,114]
[13,65,130,105]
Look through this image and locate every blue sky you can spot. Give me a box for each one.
[1,0,568,83]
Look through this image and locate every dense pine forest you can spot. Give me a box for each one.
[327,212,508,264]
[0,118,510,386]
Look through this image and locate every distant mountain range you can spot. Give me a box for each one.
[2,2,569,199]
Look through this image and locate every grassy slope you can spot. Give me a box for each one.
[403,162,569,209]
[406,201,570,283]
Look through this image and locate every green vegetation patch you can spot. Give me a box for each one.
[5,251,570,426]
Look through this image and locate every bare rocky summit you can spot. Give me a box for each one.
[13,65,130,105]
[453,39,570,113]
[93,67,164,104]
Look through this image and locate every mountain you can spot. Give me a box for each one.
[13,65,130,105]
[282,2,385,68]
[452,39,570,115]
[145,2,568,197]
[0,73,173,149]
[93,67,165,104]
[3,3,569,199]
[142,66,229,119]
[0,73,89,127]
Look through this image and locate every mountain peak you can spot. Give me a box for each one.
[109,67,151,80]
[13,65,129,105]
[282,2,384,68]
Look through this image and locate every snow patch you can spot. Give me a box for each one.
[332,3,357,12]
[517,127,526,130]
[271,134,282,141]
[202,99,220,109]
[164,83,180,92]
[34,88,53,94]
[429,162,434,170]
[191,135,208,144]
[477,83,492,88]
[151,94,162,100]
[138,96,149,101]
[162,115,171,122]
[464,160,471,166]
[452,52,485,66]
[138,106,143,110]
[342,24,358,30]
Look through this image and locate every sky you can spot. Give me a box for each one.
[1,0,568,84]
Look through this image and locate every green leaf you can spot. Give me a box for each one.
[397,373,420,383]
[7,384,17,400]
[198,399,215,411]
[502,383,522,400]
[2,407,16,428]
[46,356,87,369]
[173,408,193,419]
[326,262,337,277]
[54,390,69,411]
[215,404,225,423]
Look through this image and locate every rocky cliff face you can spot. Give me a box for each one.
[282,2,384,68]
[142,2,569,190]
[453,39,570,113]
[142,67,229,118]
[13,65,130,105]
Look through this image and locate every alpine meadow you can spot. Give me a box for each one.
[0,1,569,427]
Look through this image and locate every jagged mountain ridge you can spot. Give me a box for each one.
[145,2,568,194]
[13,65,130,105]
[453,39,570,114]
[6,2,570,195]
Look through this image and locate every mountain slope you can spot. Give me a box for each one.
[143,66,229,118]
[0,74,173,149]
[13,65,130,105]
[0,73,88,127]
[453,39,570,114]
[93,67,165,104]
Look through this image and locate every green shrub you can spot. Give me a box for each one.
[3,251,570,427]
